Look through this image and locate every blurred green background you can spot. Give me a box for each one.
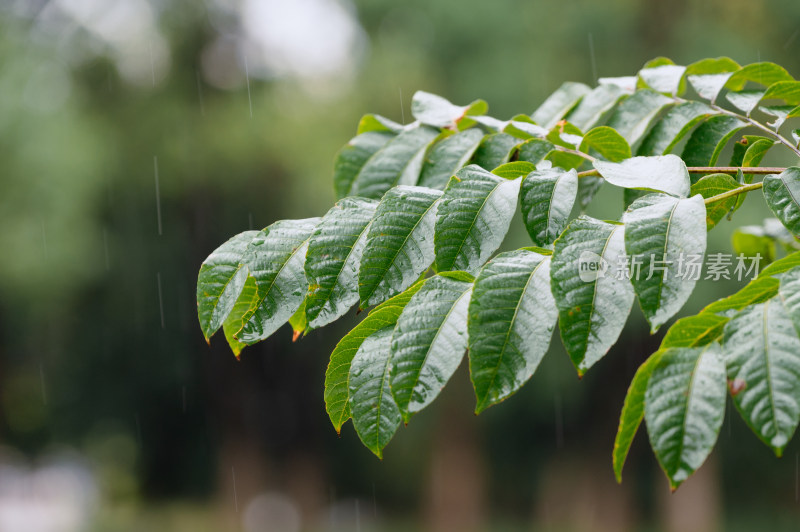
[1,0,800,530]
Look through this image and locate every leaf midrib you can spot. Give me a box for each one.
[361,196,440,306]
[477,257,545,409]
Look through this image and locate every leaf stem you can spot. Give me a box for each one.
[707,102,800,159]
[703,182,763,205]
[554,145,598,163]
[576,166,786,179]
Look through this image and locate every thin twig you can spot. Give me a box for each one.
[577,166,787,179]
[703,182,763,205]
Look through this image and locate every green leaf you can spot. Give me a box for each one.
[732,226,776,264]
[763,168,800,237]
[503,115,549,139]
[550,216,634,375]
[743,137,776,167]
[685,57,741,102]
[531,82,591,129]
[660,313,730,349]
[516,138,556,165]
[705,276,780,317]
[305,197,379,328]
[389,273,474,423]
[731,136,776,211]
[237,218,321,344]
[333,131,395,200]
[644,344,727,490]
[434,165,521,273]
[357,114,404,134]
[470,133,520,170]
[492,161,537,179]
[519,168,578,247]
[606,89,673,145]
[761,250,800,276]
[349,125,442,199]
[565,84,624,131]
[623,194,707,333]
[613,351,664,483]
[358,186,442,308]
[197,230,260,342]
[681,115,746,171]
[579,126,631,162]
[418,128,485,189]
[348,327,402,458]
[779,269,800,332]
[689,173,741,229]
[638,63,686,96]
[725,89,766,115]
[762,81,800,105]
[544,121,586,170]
[593,155,690,197]
[411,91,487,128]
[222,272,260,358]
[724,62,794,92]
[325,280,424,433]
[288,299,307,338]
[468,250,556,413]
[637,102,714,156]
[722,296,800,456]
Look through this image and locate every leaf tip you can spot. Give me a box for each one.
[292,329,302,342]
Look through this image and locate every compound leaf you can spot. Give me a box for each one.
[349,327,402,458]
[434,165,521,273]
[359,186,442,308]
[722,297,800,456]
[325,280,424,433]
[334,131,396,200]
[519,168,578,247]
[594,154,691,197]
[644,344,727,490]
[237,218,321,344]
[763,167,800,237]
[532,81,591,128]
[468,250,556,413]
[350,125,441,199]
[623,194,707,333]
[305,197,379,328]
[418,128,485,189]
[389,273,474,423]
[613,350,664,483]
[197,230,260,342]
[550,216,634,375]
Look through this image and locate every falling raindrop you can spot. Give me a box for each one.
[196,68,206,116]
[232,466,239,512]
[41,220,48,260]
[103,229,110,271]
[587,33,597,83]
[135,413,142,449]
[554,392,564,449]
[39,363,47,405]
[398,87,405,124]
[249,213,254,230]
[157,272,165,329]
[786,29,799,50]
[149,42,156,88]
[154,156,163,236]
[244,54,253,118]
